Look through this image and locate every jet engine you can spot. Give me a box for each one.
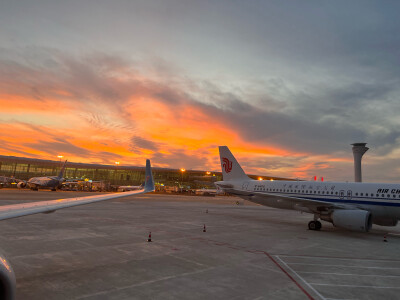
[0,254,16,300]
[17,182,26,189]
[331,209,372,232]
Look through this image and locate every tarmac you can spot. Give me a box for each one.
[1,189,400,300]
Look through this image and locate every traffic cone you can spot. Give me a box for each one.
[203,224,206,232]
[147,232,152,242]
[383,234,388,242]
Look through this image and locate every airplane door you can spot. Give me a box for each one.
[339,190,345,199]
[347,190,352,200]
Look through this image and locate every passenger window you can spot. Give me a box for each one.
[360,193,363,196]
[335,192,338,195]
[355,193,358,196]
[387,194,390,198]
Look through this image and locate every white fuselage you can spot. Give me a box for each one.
[217,179,400,221]
[117,185,142,192]
[27,176,63,189]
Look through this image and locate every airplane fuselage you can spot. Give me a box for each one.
[216,179,400,225]
[27,177,63,190]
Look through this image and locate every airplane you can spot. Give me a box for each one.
[215,146,400,233]
[18,160,68,191]
[0,159,155,300]
[118,184,143,192]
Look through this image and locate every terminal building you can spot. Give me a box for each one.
[0,155,292,191]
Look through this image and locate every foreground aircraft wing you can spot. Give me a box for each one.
[0,159,155,221]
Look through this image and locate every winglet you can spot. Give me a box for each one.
[144,159,155,192]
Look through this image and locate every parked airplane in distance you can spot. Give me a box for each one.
[118,185,143,192]
[0,159,155,300]
[18,160,67,191]
[215,146,400,233]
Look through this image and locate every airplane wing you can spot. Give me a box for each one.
[0,159,155,221]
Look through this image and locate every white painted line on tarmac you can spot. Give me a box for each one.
[278,255,400,263]
[310,283,400,289]
[275,256,326,300]
[325,298,357,300]
[76,267,215,299]
[298,271,400,278]
[169,254,207,267]
[288,263,400,270]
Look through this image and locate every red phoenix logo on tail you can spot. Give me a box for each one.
[222,157,233,173]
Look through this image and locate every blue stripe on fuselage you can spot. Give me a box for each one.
[254,191,400,207]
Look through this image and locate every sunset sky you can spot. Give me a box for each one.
[1,1,400,182]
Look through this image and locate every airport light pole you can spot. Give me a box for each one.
[114,161,120,186]
[180,168,185,192]
[57,155,63,166]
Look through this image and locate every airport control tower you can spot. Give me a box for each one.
[352,143,369,182]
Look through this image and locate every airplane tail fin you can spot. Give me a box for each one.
[218,146,249,181]
[58,160,68,178]
[144,159,155,192]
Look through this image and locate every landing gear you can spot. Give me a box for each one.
[50,188,56,191]
[308,220,322,231]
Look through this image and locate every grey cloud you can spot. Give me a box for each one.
[130,136,159,153]
[154,149,207,171]
[82,113,136,132]
[92,151,124,163]
[25,140,91,158]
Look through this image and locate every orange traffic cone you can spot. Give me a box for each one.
[147,232,152,242]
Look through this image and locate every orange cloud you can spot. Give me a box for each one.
[0,51,354,180]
